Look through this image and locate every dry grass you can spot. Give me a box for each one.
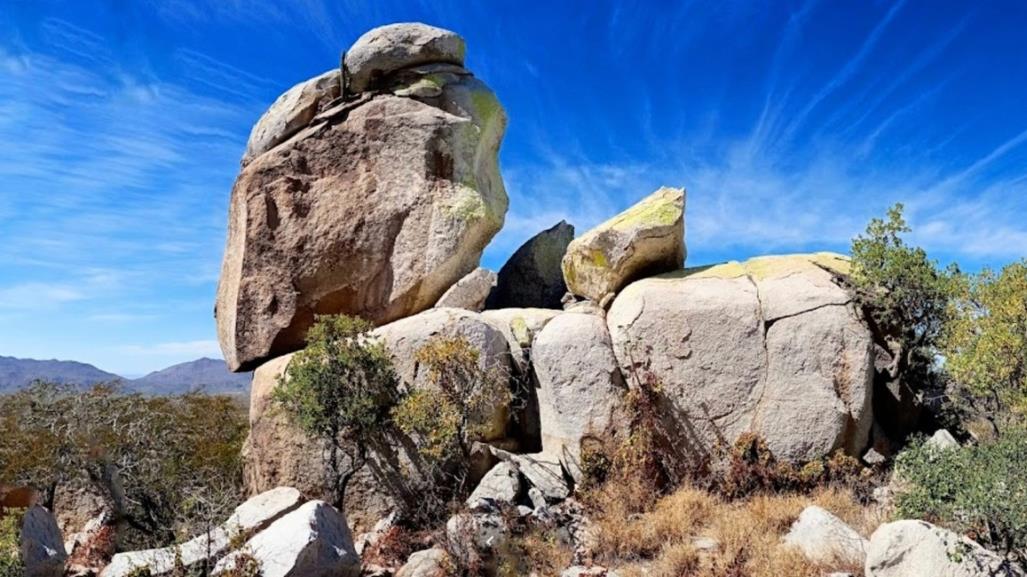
[590,483,881,577]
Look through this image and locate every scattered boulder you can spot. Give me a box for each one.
[20,505,67,577]
[926,429,959,451]
[396,548,450,577]
[214,501,359,577]
[466,462,522,509]
[607,253,874,462]
[866,520,1024,577]
[344,23,466,94]
[434,267,497,311]
[243,69,341,164]
[782,506,868,566]
[532,311,628,481]
[101,487,305,577]
[490,448,570,502]
[216,26,507,372]
[486,221,574,309]
[562,567,620,577]
[445,511,508,568]
[562,187,685,303]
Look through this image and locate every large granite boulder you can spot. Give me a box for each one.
[344,23,465,94]
[242,309,514,530]
[216,26,507,372]
[532,311,629,481]
[486,221,574,309]
[480,308,561,374]
[243,69,341,165]
[866,520,1024,577]
[214,501,359,577]
[606,253,873,462]
[562,187,685,304]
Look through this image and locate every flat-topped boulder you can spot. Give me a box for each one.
[216,27,507,372]
[562,187,685,304]
[607,253,873,462]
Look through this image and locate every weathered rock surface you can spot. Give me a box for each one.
[607,253,873,462]
[434,267,496,311]
[101,487,305,577]
[563,187,685,303]
[214,501,359,577]
[396,548,450,577]
[466,462,522,509]
[490,448,570,502]
[480,308,560,374]
[216,29,507,372]
[926,428,959,451]
[344,23,466,94]
[866,520,1024,577]
[487,221,574,309]
[20,506,67,577]
[783,506,867,566]
[243,69,341,165]
[533,312,628,481]
[445,510,508,567]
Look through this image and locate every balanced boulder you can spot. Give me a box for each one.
[242,69,341,165]
[562,187,685,304]
[434,267,497,311]
[344,23,465,94]
[216,26,507,371]
[486,221,574,309]
[606,253,873,462]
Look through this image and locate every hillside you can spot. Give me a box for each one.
[0,355,121,392]
[0,356,251,395]
[130,357,252,395]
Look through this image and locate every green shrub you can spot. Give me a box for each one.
[894,430,1027,555]
[272,314,399,510]
[0,512,23,577]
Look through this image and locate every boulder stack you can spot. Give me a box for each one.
[216,23,508,371]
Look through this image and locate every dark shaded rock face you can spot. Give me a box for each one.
[486,221,574,310]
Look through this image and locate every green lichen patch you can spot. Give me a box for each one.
[601,187,684,233]
[444,187,488,221]
[510,316,531,347]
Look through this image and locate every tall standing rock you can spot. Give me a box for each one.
[216,24,508,371]
[606,253,874,462]
[562,187,685,304]
[486,221,574,309]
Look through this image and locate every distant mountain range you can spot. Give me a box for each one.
[0,356,252,395]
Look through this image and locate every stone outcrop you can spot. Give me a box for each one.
[486,221,574,309]
[343,23,465,94]
[466,462,522,509]
[243,69,341,165]
[20,505,67,577]
[216,25,507,371]
[562,187,685,304]
[480,308,560,374]
[783,506,868,566]
[866,520,1024,577]
[532,311,628,481]
[607,253,874,462]
[434,267,497,311]
[214,501,360,577]
[396,548,450,577]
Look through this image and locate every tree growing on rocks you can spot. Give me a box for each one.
[271,314,399,511]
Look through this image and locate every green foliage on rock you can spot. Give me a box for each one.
[850,203,953,387]
[894,430,1027,556]
[0,384,246,550]
[943,260,1027,434]
[272,314,399,510]
[392,336,510,463]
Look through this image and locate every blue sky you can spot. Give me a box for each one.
[2,1,1026,375]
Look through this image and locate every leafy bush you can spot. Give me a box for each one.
[393,336,510,464]
[943,260,1027,435]
[272,314,399,511]
[0,512,23,577]
[850,203,952,389]
[894,430,1027,556]
[0,384,246,550]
